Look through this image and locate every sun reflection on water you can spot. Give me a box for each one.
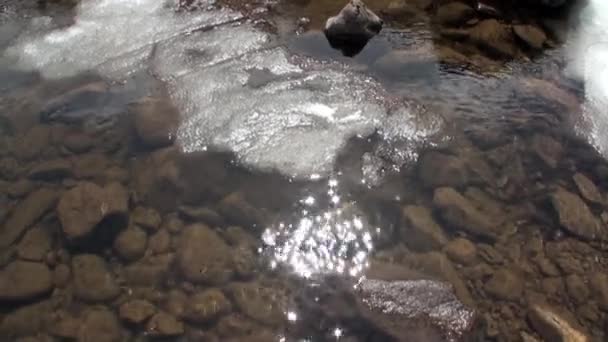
[262,178,375,279]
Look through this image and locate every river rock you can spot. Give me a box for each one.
[132,147,181,206]
[49,311,80,339]
[123,254,173,287]
[484,269,523,301]
[528,304,588,342]
[177,224,233,284]
[52,264,71,288]
[324,0,383,56]
[184,289,232,323]
[146,312,184,337]
[17,227,52,261]
[0,188,57,248]
[433,187,499,240]
[216,314,260,338]
[14,125,51,161]
[402,205,448,252]
[119,299,157,324]
[72,254,120,302]
[218,192,265,228]
[132,97,179,148]
[6,180,35,198]
[227,282,287,326]
[57,182,128,239]
[589,273,608,310]
[550,188,604,241]
[113,226,147,261]
[436,2,475,26]
[27,159,72,181]
[63,132,94,153]
[513,24,547,50]
[0,301,52,338]
[148,229,171,255]
[444,238,477,265]
[470,19,518,58]
[0,261,53,301]
[418,151,469,188]
[355,278,477,341]
[572,173,603,205]
[78,308,123,342]
[531,134,562,168]
[565,274,589,305]
[131,206,161,231]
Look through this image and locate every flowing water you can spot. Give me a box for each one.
[1,0,608,340]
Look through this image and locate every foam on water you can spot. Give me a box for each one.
[4,0,436,178]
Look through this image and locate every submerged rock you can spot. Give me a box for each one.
[132,97,179,149]
[355,278,477,341]
[28,159,72,181]
[78,307,123,342]
[0,261,53,301]
[436,2,475,26]
[0,301,52,338]
[177,224,233,284]
[119,299,157,325]
[184,289,232,323]
[528,304,588,342]
[72,254,120,302]
[484,269,523,301]
[113,226,147,261]
[572,173,603,205]
[227,282,288,326]
[324,0,383,56]
[17,227,52,262]
[131,206,161,231]
[513,25,547,50]
[0,188,57,248]
[469,19,518,58]
[444,238,477,265]
[57,182,128,239]
[550,188,604,241]
[418,151,469,188]
[146,312,184,337]
[402,205,448,252]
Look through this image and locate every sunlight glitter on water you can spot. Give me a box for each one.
[262,178,375,279]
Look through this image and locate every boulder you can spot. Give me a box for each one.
[433,187,499,240]
[402,205,448,252]
[78,308,123,342]
[0,188,57,248]
[132,97,179,148]
[119,299,157,324]
[528,304,588,342]
[184,289,232,323]
[550,188,604,241]
[513,25,547,50]
[176,225,233,284]
[72,254,120,302]
[57,182,128,239]
[324,0,384,56]
[113,226,147,261]
[146,312,184,337]
[0,261,53,301]
[436,2,475,26]
[572,173,603,205]
[355,278,477,341]
[17,227,52,261]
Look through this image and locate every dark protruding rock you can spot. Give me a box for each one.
[78,307,123,342]
[402,205,448,252]
[72,254,120,302]
[184,289,232,323]
[550,188,604,241]
[436,2,475,26]
[57,182,128,239]
[513,25,547,50]
[119,299,157,325]
[0,261,53,301]
[0,188,57,248]
[146,312,184,337]
[113,226,147,261]
[355,278,477,341]
[132,97,180,149]
[324,0,383,57]
[528,304,588,342]
[176,224,233,284]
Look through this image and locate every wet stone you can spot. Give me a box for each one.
[6,179,35,198]
[513,24,547,50]
[0,301,52,338]
[589,273,608,311]
[148,229,171,255]
[17,227,52,261]
[57,182,128,239]
[162,214,184,234]
[484,269,523,301]
[216,314,259,338]
[469,19,518,58]
[178,205,224,227]
[436,2,475,26]
[433,187,499,240]
[27,159,72,181]
[528,304,588,342]
[72,254,120,302]
[123,253,173,287]
[418,151,469,188]
[78,307,123,342]
[176,224,233,284]
[572,173,603,205]
[355,278,477,341]
[233,245,256,278]
[119,299,157,325]
[63,132,94,154]
[218,192,265,228]
[565,274,589,305]
[132,206,161,231]
[14,125,51,161]
[531,134,562,168]
[184,289,232,323]
[0,261,53,301]
[227,282,287,326]
[146,312,184,337]
[550,188,604,241]
[402,205,448,252]
[164,289,188,318]
[49,311,80,339]
[444,238,477,265]
[52,264,71,288]
[0,188,57,248]
[113,226,147,261]
[132,97,179,149]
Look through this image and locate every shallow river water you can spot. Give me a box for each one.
[1,0,608,341]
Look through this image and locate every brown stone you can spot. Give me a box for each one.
[402,205,448,252]
[131,206,161,231]
[589,273,608,311]
[0,261,53,301]
[528,304,588,342]
[513,25,547,50]
[148,229,171,255]
[184,289,232,323]
[27,159,72,181]
[565,274,589,305]
[572,173,603,205]
[17,227,52,262]
[119,299,157,324]
[418,151,469,188]
[63,132,94,153]
[113,226,147,261]
[436,2,475,26]
[78,308,123,342]
[132,97,179,149]
[444,238,477,265]
[146,312,184,337]
[550,188,604,241]
[72,254,120,302]
[485,269,523,301]
[227,282,287,326]
[469,19,518,58]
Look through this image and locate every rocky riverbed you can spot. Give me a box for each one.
[0,0,607,341]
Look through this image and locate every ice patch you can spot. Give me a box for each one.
[4,0,436,178]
